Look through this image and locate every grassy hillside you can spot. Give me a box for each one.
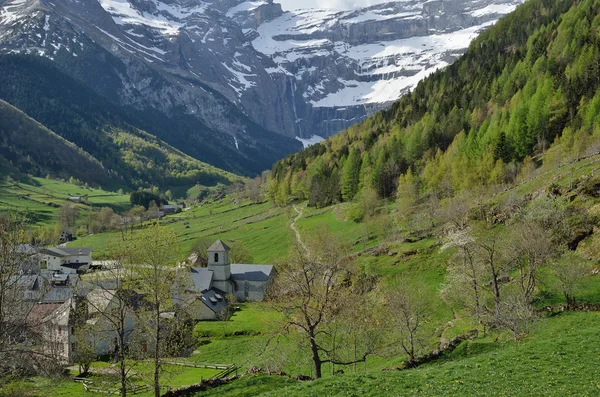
[250,311,600,397]
[0,177,130,226]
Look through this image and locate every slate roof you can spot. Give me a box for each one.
[16,244,38,255]
[42,287,73,303]
[40,247,92,258]
[200,288,229,314]
[208,240,230,252]
[189,268,213,293]
[87,289,116,315]
[9,275,40,289]
[230,264,274,282]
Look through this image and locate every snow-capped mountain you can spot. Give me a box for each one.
[0,0,521,167]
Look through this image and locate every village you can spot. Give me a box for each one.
[10,238,275,366]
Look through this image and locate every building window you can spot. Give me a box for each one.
[214,253,219,263]
[58,327,62,335]
[141,342,147,353]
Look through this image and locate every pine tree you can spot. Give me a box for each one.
[341,149,361,201]
[494,132,511,163]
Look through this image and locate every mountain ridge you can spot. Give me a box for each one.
[0,0,521,156]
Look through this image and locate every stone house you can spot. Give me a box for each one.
[29,299,77,363]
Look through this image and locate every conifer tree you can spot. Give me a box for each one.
[341,149,361,202]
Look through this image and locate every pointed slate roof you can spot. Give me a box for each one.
[208,240,231,252]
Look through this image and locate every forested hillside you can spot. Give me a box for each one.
[0,100,110,186]
[0,55,239,190]
[270,0,599,207]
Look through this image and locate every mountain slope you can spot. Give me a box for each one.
[0,0,521,155]
[0,55,240,189]
[0,99,110,186]
[270,0,594,206]
[0,0,303,175]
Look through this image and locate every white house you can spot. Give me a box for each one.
[181,240,274,321]
[39,247,92,274]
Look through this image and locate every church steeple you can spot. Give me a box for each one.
[207,240,231,281]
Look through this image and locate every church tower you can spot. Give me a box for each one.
[208,240,233,293]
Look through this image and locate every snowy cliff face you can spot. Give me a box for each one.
[0,0,522,165]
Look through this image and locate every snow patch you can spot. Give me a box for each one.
[296,135,324,148]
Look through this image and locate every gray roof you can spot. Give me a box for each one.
[200,288,229,314]
[230,264,274,282]
[208,240,230,252]
[42,287,73,303]
[189,268,213,293]
[16,244,38,255]
[40,247,92,258]
[9,275,39,289]
[76,279,118,296]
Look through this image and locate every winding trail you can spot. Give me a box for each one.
[291,204,309,254]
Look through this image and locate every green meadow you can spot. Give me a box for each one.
[0,177,129,226]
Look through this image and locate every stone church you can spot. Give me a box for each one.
[184,240,275,320]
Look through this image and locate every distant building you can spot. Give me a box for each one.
[160,205,181,215]
[69,197,83,204]
[58,230,75,243]
[181,240,275,321]
[39,247,92,274]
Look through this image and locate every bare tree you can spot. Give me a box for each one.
[496,290,536,343]
[58,201,77,229]
[270,230,371,378]
[0,215,54,377]
[72,322,99,376]
[79,245,140,397]
[387,282,428,361]
[442,228,485,323]
[549,252,594,309]
[509,221,555,301]
[127,224,182,397]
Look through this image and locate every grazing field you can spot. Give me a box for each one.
[247,312,600,397]
[0,177,129,226]
[9,362,223,397]
[71,200,293,263]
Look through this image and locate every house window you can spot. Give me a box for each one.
[58,327,62,335]
[41,260,47,270]
[214,253,219,263]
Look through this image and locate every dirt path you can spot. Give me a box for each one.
[291,205,309,254]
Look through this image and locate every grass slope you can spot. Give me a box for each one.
[0,177,130,226]
[256,312,600,397]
